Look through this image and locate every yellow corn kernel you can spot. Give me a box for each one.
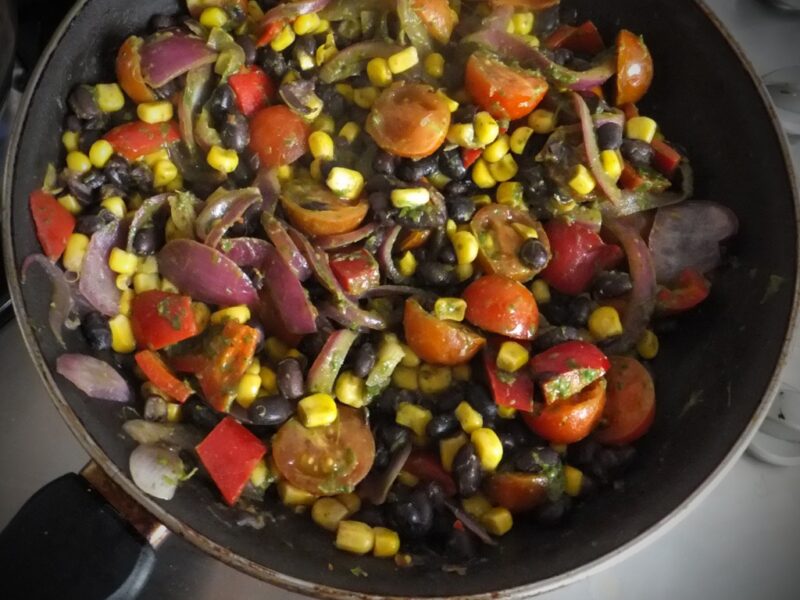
[336,493,361,516]
[637,329,659,359]
[335,370,367,408]
[116,274,131,291]
[95,83,125,112]
[471,427,503,471]
[310,157,323,181]
[424,53,445,78]
[308,130,334,160]
[531,279,551,304]
[353,86,379,109]
[335,521,374,555]
[434,297,467,322]
[445,219,458,238]
[278,480,316,507]
[314,18,331,34]
[153,159,178,187]
[192,302,211,333]
[66,151,92,174]
[100,196,126,219]
[63,233,90,273]
[373,527,400,558]
[88,139,114,168]
[259,366,278,394]
[118,290,134,317]
[265,336,289,363]
[419,364,452,395]
[391,187,430,209]
[481,507,513,536]
[588,306,623,340]
[498,405,517,419]
[109,314,136,353]
[246,357,261,375]
[367,57,393,87]
[512,12,534,35]
[471,158,496,189]
[455,263,474,282]
[210,305,251,325]
[568,164,596,196]
[109,248,139,275]
[316,35,338,66]
[392,365,419,391]
[446,123,476,148]
[143,148,169,168]
[483,135,510,163]
[509,126,534,155]
[428,170,450,190]
[62,130,79,152]
[165,173,183,192]
[474,111,499,145]
[455,401,483,434]
[488,153,518,182]
[440,432,468,472]
[276,165,293,182]
[270,25,296,52]
[397,470,419,486]
[338,121,360,143]
[207,145,239,174]
[58,194,82,215]
[166,403,182,423]
[462,494,492,519]
[388,46,419,74]
[528,109,556,134]
[449,231,477,265]
[297,393,338,428]
[472,195,492,208]
[133,273,160,294]
[626,116,658,143]
[600,149,623,182]
[521,34,540,47]
[326,166,364,200]
[311,497,349,531]
[312,113,335,134]
[399,343,420,368]
[396,250,418,278]
[564,465,584,497]
[200,6,228,28]
[453,364,471,382]
[281,70,300,86]
[136,100,174,124]
[249,458,268,488]
[496,181,524,207]
[335,83,354,102]
[235,373,262,409]
[496,341,530,373]
[287,349,306,362]
[293,12,321,35]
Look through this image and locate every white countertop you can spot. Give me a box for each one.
[1,1,800,598]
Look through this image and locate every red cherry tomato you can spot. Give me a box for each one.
[103,120,181,161]
[116,36,156,104]
[279,177,369,237]
[195,321,259,412]
[130,290,198,351]
[465,53,549,120]
[593,356,655,445]
[530,341,610,404]
[249,105,309,168]
[29,189,75,261]
[615,30,654,106]
[655,268,710,314]
[522,379,607,444]
[329,248,380,296]
[463,274,539,340]
[403,298,486,366]
[411,0,458,44]
[484,472,550,513]
[228,66,275,117]
[483,345,534,412]
[545,21,605,55]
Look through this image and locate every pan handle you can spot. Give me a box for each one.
[0,461,168,599]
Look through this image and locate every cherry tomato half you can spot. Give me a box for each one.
[463,274,539,340]
[272,405,375,495]
[615,30,653,106]
[280,177,369,237]
[530,340,610,405]
[465,53,549,120]
[365,82,451,159]
[655,268,710,315]
[403,298,486,366]
[116,36,156,104]
[522,378,607,444]
[593,356,655,445]
[412,0,458,44]
[484,472,550,513]
[249,105,309,168]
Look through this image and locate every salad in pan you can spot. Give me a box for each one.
[23,0,737,567]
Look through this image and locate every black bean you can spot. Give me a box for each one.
[577,90,600,113]
[387,489,433,539]
[143,396,168,422]
[621,139,654,167]
[99,184,124,200]
[518,162,551,205]
[416,262,456,287]
[551,47,573,66]
[372,388,403,417]
[519,238,549,270]
[445,195,476,224]
[379,423,411,453]
[78,129,103,154]
[68,85,101,120]
[132,227,160,256]
[535,496,572,526]
[315,82,345,119]
[184,397,222,431]
[373,443,390,469]
[81,169,106,192]
[248,394,293,427]
[567,439,599,467]
[235,34,257,66]
[75,209,116,236]
[104,155,132,190]
[437,245,456,266]
[514,446,561,473]
[149,13,176,31]
[421,480,445,508]
[566,295,593,327]
[64,114,82,133]
[246,319,266,354]
[438,148,467,180]
[82,116,109,132]
[452,103,478,123]
[538,300,569,327]
[532,326,583,352]
[220,112,251,152]
[397,156,438,182]
[426,413,459,440]
[354,505,385,528]
[435,386,462,413]
[130,163,154,193]
[276,358,305,400]
[465,386,497,426]
[592,270,633,299]
[445,529,476,561]
[257,47,288,79]
[154,78,180,101]
[208,84,235,123]
[81,311,111,350]
[453,443,482,497]
[444,179,476,197]
[352,342,377,378]
[498,431,518,455]
[597,123,623,150]
[372,151,397,176]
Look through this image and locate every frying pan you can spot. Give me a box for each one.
[1,0,798,598]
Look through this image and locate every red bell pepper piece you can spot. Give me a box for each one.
[196,416,267,506]
[135,350,193,403]
[228,66,275,117]
[103,120,181,161]
[529,341,609,404]
[655,268,710,314]
[461,148,482,169]
[329,248,380,296]
[483,345,534,412]
[403,451,457,497]
[545,21,604,55]
[196,320,259,412]
[651,139,683,177]
[169,353,207,374]
[30,189,75,261]
[619,161,646,191]
[130,290,198,351]
[256,20,284,47]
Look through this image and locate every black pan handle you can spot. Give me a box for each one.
[0,462,168,599]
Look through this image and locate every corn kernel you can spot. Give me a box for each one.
[66,151,92,174]
[498,405,517,419]
[438,92,460,115]
[116,274,131,291]
[471,195,491,208]
[399,343,420,368]
[496,181,524,207]
[564,465,584,497]
[235,373,262,408]
[338,121,360,143]
[153,159,178,187]
[509,126,534,155]
[521,34,540,47]
[471,158,496,189]
[353,86,379,109]
[455,401,483,434]
[335,370,367,408]
[62,130,79,152]
[434,297,467,321]
[276,164,293,182]
[192,302,211,333]
[207,145,239,174]
[88,139,114,168]
[496,341,529,372]
[391,187,430,208]
[95,83,125,112]
[588,306,623,340]
[392,365,419,391]
[278,480,316,507]
[281,70,300,85]
[471,427,503,471]
[419,364,452,395]
[160,278,179,293]
[397,470,419,486]
[298,393,338,428]
[481,507,513,536]
[373,527,400,558]
[462,494,492,518]
[246,357,261,375]
[58,194,82,215]
[568,164,596,196]
[528,109,556,134]
[293,12,321,35]
[142,148,169,168]
[119,289,134,315]
[451,231,479,265]
[488,153,518,182]
[335,521,374,555]
[312,497,348,531]
[249,458,268,488]
[428,170,450,190]
[312,113,335,134]
[424,52,445,78]
[337,493,361,516]
[265,336,289,362]
[452,364,471,382]
[531,279,550,304]
[440,432,468,471]
[335,83,354,102]
[270,25,296,52]
[474,111,499,145]
[512,12,534,35]
[397,250,418,278]
[308,130,334,160]
[314,18,331,34]
[109,248,139,275]
[316,37,338,66]
[310,160,323,182]
[166,403,182,423]
[626,116,658,143]
[388,46,419,74]
[600,149,623,182]
[326,166,364,200]
[455,263,474,282]
[367,57,393,87]
[483,135,509,163]
[259,366,278,394]
[133,272,160,293]
[137,100,174,124]
[109,314,136,353]
[98,196,125,220]
[63,233,89,273]
[210,305,251,325]
[637,329,659,359]
[200,6,228,28]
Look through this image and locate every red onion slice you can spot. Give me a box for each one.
[319,301,388,331]
[378,225,411,284]
[603,162,695,218]
[219,237,271,268]
[178,64,213,155]
[319,40,403,83]
[262,215,311,281]
[79,221,123,317]
[56,353,132,403]
[22,254,76,347]
[140,32,218,89]
[195,187,261,243]
[254,167,281,215]
[127,193,169,253]
[205,192,262,249]
[261,0,332,26]
[288,227,347,300]
[307,329,359,394]
[129,444,184,500]
[314,223,377,250]
[572,92,621,205]
[260,243,318,335]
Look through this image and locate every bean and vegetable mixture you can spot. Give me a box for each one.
[24,0,738,569]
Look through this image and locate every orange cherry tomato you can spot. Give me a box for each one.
[249,105,310,168]
[272,406,376,495]
[593,356,655,445]
[484,472,550,513]
[615,30,653,106]
[403,298,486,366]
[365,82,451,159]
[116,36,156,104]
[465,53,549,120]
[522,379,607,444]
[412,0,458,44]
[279,177,369,237]
[463,274,539,340]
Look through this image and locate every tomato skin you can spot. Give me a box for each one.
[103,120,181,161]
[411,0,458,44]
[30,189,75,261]
[615,30,654,106]
[545,21,604,55]
[130,290,198,351]
[403,298,486,366]
[463,275,539,340]
[530,341,610,404]
[280,178,369,237]
[249,105,310,168]
[134,350,193,403]
[539,219,623,295]
[366,82,451,159]
[651,139,683,177]
[522,379,607,444]
[403,451,457,496]
[483,346,534,412]
[329,249,380,296]
[484,472,550,513]
[116,36,156,104]
[196,321,259,412]
[465,53,549,120]
[272,406,375,495]
[655,268,710,314]
[593,356,655,445]
[228,66,275,117]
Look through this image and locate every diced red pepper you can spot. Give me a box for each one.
[483,346,534,412]
[130,290,198,351]
[529,341,609,404]
[228,66,275,117]
[134,350,193,403]
[196,416,267,506]
[196,321,259,412]
[103,120,181,161]
[329,249,380,296]
[619,161,646,191]
[461,148,482,169]
[655,268,710,314]
[651,139,683,177]
[545,21,604,55]
[403,451,457,497]
[29,189,75,261]
[256,19,284,48]
[169,353,207,374]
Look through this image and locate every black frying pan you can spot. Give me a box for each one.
[2,0,798,598]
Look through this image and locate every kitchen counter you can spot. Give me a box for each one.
[1,1,799,598]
